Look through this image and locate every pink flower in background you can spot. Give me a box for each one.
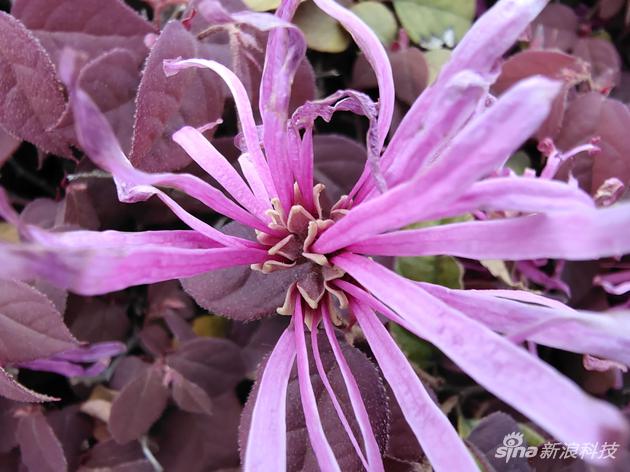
[1,0,630,470]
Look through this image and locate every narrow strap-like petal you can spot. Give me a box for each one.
[0,242,268,295]
[419,283,630,366]
[312,0,393,154]
[164,58,277,199]
[334,254,629,454]
[259,0,305,210]
[71,88,266,240]
[352,301,477,472]
[173,126,271,220]
[314,77,561,254]
[322,305,385,472]
[293,302,341,471]
[244,327,296,472]
[348,203,630,261]
[310,316,370,470]
[383,0,549,181]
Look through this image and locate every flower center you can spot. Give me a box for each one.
[251,183,352,321]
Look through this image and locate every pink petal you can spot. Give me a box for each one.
[348,203,630,261]
[314,77,561,254]
[259,0,305,210]
[163,59,277,200]
[383,0,548,180]
[311,316,370,470]
[71,88,266,241]
[0,242,268,295]
[244,327,296,471]
[293,302,340,471]
[172,126,270,220]
[419,283,630,366]
[312,0,394,154]
[322,306,384,471]
[335,254,629,455]
[352,301,477,471]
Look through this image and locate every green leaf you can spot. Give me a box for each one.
[396,255,464,289]
[519,423,546,447]
[424,47,451,84]
[506,151,531,176]
[350,2,398,46]
[294,1,351,53]
[242,0,280,11]
[389,323,435,368]
[393,0,475,49]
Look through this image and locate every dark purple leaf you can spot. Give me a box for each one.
[0,398,19,453]
[154,393,241,471]
[79,439,153,472]
[289,58,317,113]
[231,316,290,374]
[313,134,366,203]
[0,280,77,363]
[181,222,311,321]
[11,0,154,67]
[531,4,578,51]
[109,356,150,391]
[556,92,630,193]
[492,50,588,140]
[146,280,195,322]
[0,367,54,403]
[0,127,19,168]
[58,182,101,231]
[0,12,69,156]
[240,329,389,471]
[67,296,130,344]
[139,323,172,357]
[384,384,425,463]
[28,279,68,315]
[130,20,225,172]
[163,312,196,342]
[46,405,92,471]
[573,38,622,92]
[170,370,213,416]
[109,365,169,443]
[56,49,142,154]
[16,410,67,472]
[467,412,531,472]
[353,48,429,106]
[166,337,244,397]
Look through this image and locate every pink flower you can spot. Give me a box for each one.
[1,0,630,469]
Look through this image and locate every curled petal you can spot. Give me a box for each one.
[315,77,562,254]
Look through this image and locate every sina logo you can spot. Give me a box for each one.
[495,432,538,463]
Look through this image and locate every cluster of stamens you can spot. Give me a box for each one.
[251,183,353,323]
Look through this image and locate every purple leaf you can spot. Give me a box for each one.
[573,38,622,92]
[492,50,588,139]
[166,337,244,397]
[0,127,19,168]
[0,280,77,364]
[16,410,68,472]
[170,370,214,416]
[109,356,150,391]
[239,329,389,471]
[384,384,425,463]
[556,92,630,193]
[79,439,153,471]
[130,21,225,172]
[313,134,366,203]
[66,296,130,344]
[56,49,142,154]
[11,0,154,67]
[154,394,241,471]
[0,398,19,453]
[181,222,310,321]
[46,405,93,471]
[467,412,531,472]
[531,4,578,51]
[0,12,69,156]
[108,365,169,443]
[0,367,55,403]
